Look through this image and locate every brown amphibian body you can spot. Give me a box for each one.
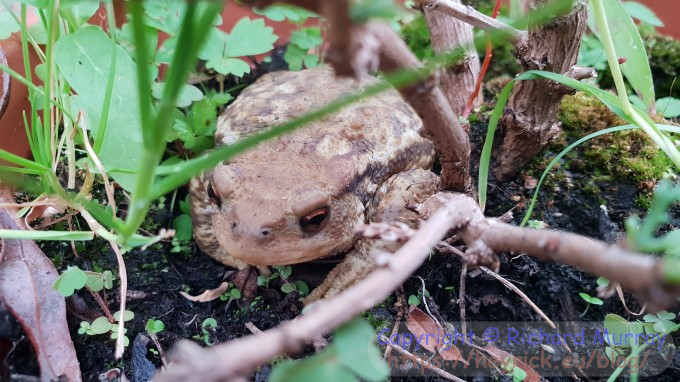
[190,66,439,301]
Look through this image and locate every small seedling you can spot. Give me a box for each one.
[526,220,547,229]
[579,292,604,317]
[146,319,165,334]
[78,310,134,348]
[219,286,242,301]
[643,311,678,334]
[53,266,88,297]
[193,317,218,346]
[502,356,527,382]
[407,294,421,306]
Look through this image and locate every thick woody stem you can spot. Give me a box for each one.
[422,0,482,116]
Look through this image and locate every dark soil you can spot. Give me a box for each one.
[4,53,680,381]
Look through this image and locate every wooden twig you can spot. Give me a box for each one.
[379,334,465,382]
[439,241,556,328]
[458,263,467,342]
[415,0,527,44]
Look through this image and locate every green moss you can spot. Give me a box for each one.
[401,13,434,61]
[556,92,675,185]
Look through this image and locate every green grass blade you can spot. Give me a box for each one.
[128,0,154,148]
[588,0,655,110]
[478,81,515,212]
[0,149,49,171]
[93,28,118,154]
[0,229,94,241]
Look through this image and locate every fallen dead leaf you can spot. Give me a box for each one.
[180,282,229,302]
[0,190,81,381]
[228,267,258,302]
[481,344,541,382]
[405,306,466,363]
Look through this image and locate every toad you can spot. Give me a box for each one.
[190,67,439,301]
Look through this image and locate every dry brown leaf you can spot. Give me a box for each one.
[405,305,466,363]
[228,267,258,302]
[180,282,229,302]
[481,344,541,382]
[0,194,81,381]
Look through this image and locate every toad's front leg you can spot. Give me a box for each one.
[304,169,440,303]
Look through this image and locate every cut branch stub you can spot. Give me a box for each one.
[494,0,589,180]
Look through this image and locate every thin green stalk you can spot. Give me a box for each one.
[42,0,58,167]
[93,4,118,154]
[0,149,49,171]
[128,0,154,148]
[0,229,94,241]
[122,2,221,239]
[0,0,47,62]
[591,0,680,168]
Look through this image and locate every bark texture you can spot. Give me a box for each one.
[495,0,588,180]
[423,0,482,116]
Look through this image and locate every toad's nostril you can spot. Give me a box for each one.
[259,228,273,239]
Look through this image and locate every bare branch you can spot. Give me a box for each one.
[416,0,527,44]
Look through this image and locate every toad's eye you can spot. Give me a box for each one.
[207,181,221,207]
[299,206,330,233]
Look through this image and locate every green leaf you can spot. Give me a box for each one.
[579,292,593,303]
[206,57,250,77]
[224,18,277,57]
[284,44,318,72]
[198,28,229,61]
[407,295,420,306]
[53,266,87,297]
[596,277,610,287]
[117,23,159,73]
[66,1,100,27]
[253,4,317,24]
[90,316,113,335]
[589,0,655,109]
[512,366,527,382]
[280,266,292,279]
[113,310,135,322]
[146,319,165,334]
[643,313,658,323]
[294,280,309,296]
[657,97,680,118]
[281,282,296,293]
[290,28,323,50]
[269,352,356,382]
[0,13,21,40]
[179,196,191,214]
[156,35,177,64]
[202,317,217,329]
[589,297,604,305]
[335,318,389,381]
[85,272,105,292]
[604,313,631,347]
[143,0,186,35]
[657,311,676,321]
[55,26,144,192]
[623,1,663,27]
[152,83,204,108]
[103,271,113,289]
[173,214,193,241]
[654,320,676,334]
[188,99,217,136]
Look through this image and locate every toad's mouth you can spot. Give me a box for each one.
[217,236,341,266]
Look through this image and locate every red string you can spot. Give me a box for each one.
[462,0,503,119]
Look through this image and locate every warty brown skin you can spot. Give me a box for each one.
[190,66,439,300]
